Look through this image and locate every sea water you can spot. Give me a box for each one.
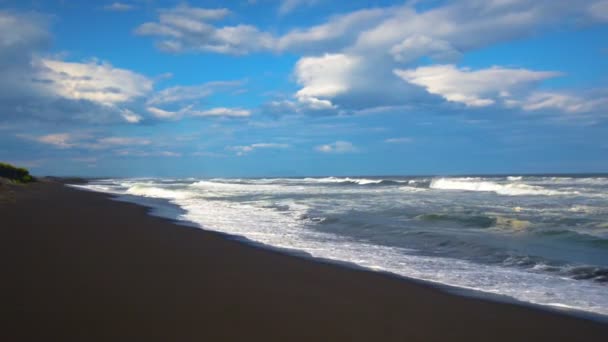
[72,175,608,317]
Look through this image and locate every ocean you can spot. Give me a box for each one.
[73,175,608,317]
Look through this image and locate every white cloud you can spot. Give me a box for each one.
[351,1,603,54]
[276,0,607,116]
[137,1,607,56]
[521,92,608,114]
[103,2,135,12]
[147,105,251,119]
[389,34,461,63]
[132,1,607,119]
[191,107,251,117]
[24,133,153,150]
[294,53,359,109]
[277,8,387,53]
[120,109,143,123]
[33,133,75,148]
[0,12,156,125]
[36,59,153,105]
[1,11,254,125]
[315,141,357,153]
[146,106,190,120]
[394,65,559,107]
[136,4,388,55]
[148,80,244,105]
[135,4,273,55]
[385,137,413,143]
[227,143,289,156]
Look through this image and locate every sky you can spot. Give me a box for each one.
[0,0,607,177]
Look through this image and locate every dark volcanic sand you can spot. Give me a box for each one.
[2,181,607,341]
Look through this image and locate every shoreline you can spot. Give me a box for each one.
[74,183,608,323]
[4,180,608,341]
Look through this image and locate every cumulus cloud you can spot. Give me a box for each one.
[315,141,357,153]
[135,4,273,54]
[394,65,559,107]
[36,59,153,105]
[294,53,359,110]
[0,11,158,125]
[0,11,253,125]
[272,0,607,117]
[227,143,289,156]
[131,1,607,120]
[287,52,429,114]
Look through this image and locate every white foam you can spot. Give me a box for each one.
[70,177,608,317]
[177,196,608,317]
[125,184,194,200]
[430,178,579,196]
[302,177,384,185]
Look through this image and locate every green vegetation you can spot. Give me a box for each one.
[0,162,35,183]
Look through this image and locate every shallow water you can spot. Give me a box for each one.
[73,175,608,316]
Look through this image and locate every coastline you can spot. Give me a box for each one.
[3,180,608,341]
[74,182,608,323]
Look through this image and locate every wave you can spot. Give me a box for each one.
[429,178,580,196]
[191,180,248,189]
[533,229,608,249]
[71,177,608,316]
[125,184,193,199]
[502,257,608,283]
[189,180,288,193]
[563,266,608,283]
[302,177,391,185]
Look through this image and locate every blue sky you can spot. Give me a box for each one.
[0,0,607,177]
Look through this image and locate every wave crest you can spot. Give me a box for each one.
[430,178,579,196]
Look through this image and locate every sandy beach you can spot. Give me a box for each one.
[3,180,608,341]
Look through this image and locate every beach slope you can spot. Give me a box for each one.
[2,181,607,341]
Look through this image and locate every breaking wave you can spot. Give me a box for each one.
[70,174,608,317]
[430,178,580,196]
